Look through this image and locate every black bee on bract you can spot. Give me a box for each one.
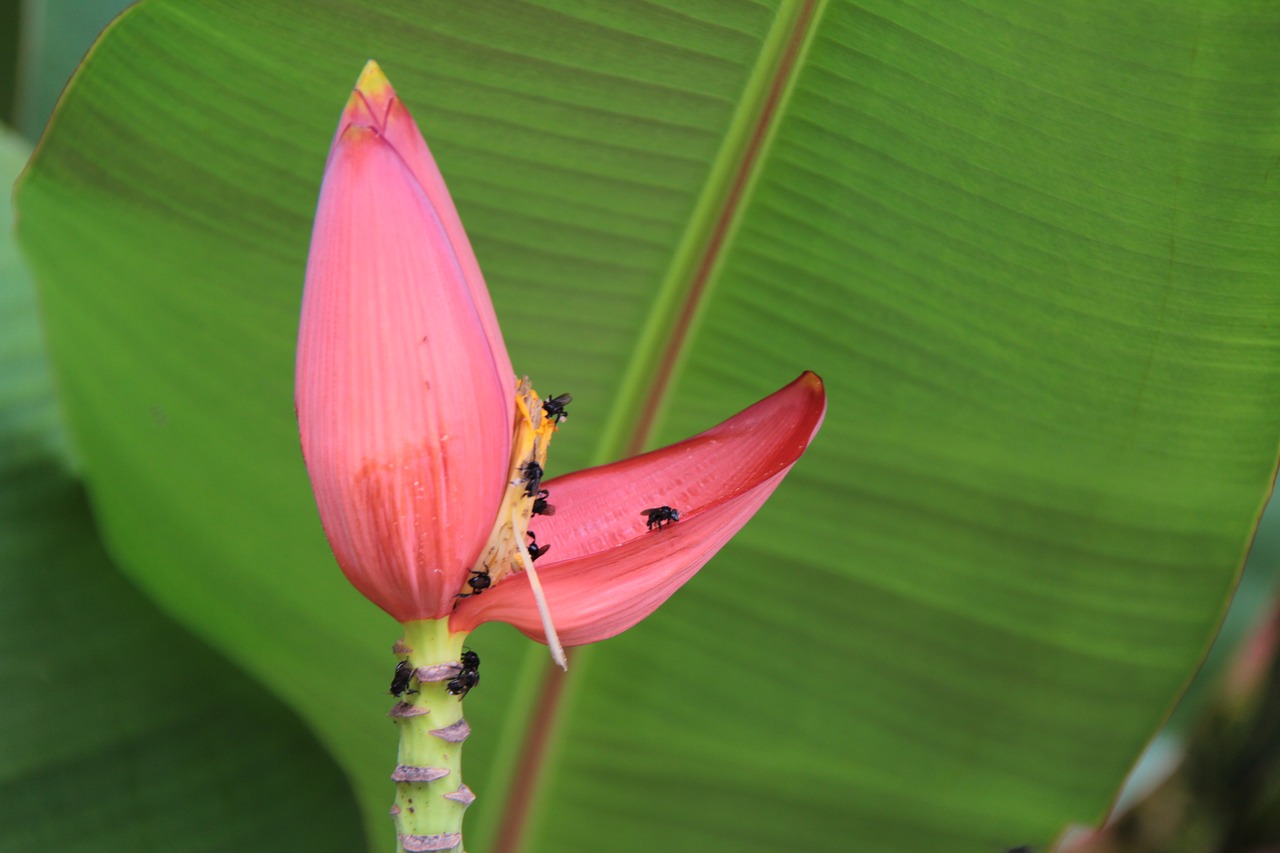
[459,565,491,598]
[446,650,480,699]
[389,660,417,697]
[641,506,680,531]
[542,393,572,424]
[521,461,544,497]
[526,529,550,561]
[531,488,555,516]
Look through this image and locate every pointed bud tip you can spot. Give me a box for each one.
[340,60,398,131]
[355,59,393,98]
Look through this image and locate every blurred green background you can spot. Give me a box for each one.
[3,2,1279,852]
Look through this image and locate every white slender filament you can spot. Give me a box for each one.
[512,505,567,670]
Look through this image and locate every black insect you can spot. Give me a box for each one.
[641,506,680,531]
[446,650,481,699]
[531,488,556,516]
[542,393,573,424]
[526,529,551,561]
[389,660,417,697]
[521,461,544,497]
[459,565,491,598]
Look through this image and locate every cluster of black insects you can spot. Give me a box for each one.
[446,650,480,699]
[458,393,682,602]
[520,461,552,564]
[386,395,688,704]
[388,650,481,700]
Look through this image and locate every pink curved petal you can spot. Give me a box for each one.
[451,373,826,644]
[297,64,513,621]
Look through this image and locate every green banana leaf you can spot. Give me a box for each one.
[13,1,1280,851]
[0,128,363,852]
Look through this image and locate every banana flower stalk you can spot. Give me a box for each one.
[296,60,826,852]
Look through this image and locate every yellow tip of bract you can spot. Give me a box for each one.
[355,59,392,98]
[340,60,396,128]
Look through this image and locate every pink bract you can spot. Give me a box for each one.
[450,372,826,645]
[296,62,513,621]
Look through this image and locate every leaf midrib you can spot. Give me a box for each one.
[487,3,827,851]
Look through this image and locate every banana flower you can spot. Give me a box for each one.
[295,60,825,852]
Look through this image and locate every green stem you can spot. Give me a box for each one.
[391,619,473,852]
